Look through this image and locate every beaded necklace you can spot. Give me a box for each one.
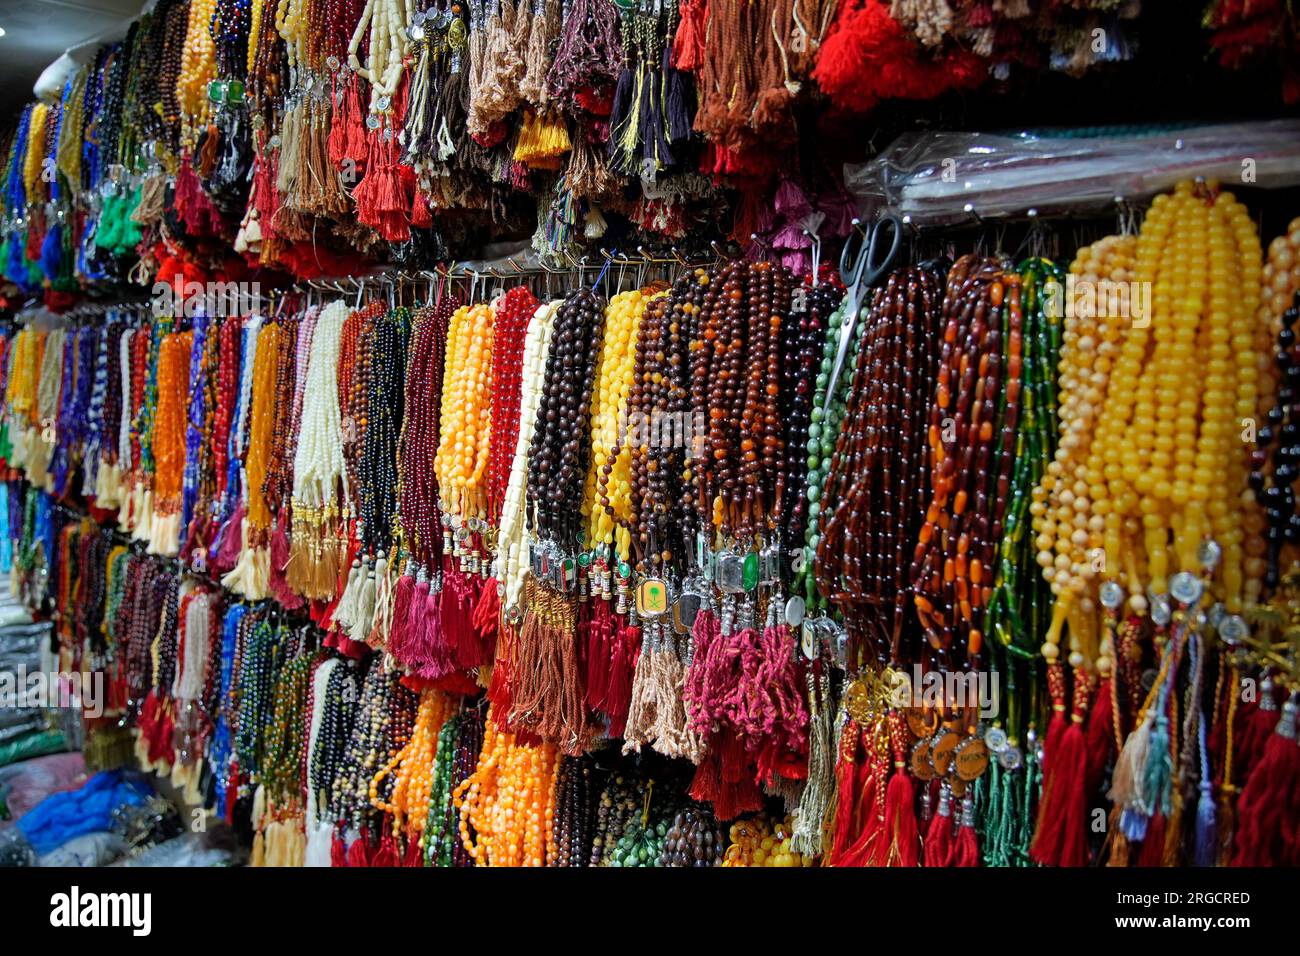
[489,286,538,524]
[527,287,604,550]
[816,263,944,666]
[910,255,1016,670]
[290,300,350,599]
[398,300,452,572]
[496,299,559,613]
[584,286,652,561]
[357,307,408,556]
[628,272,701,580]
[150,328,194,555]
[435,300,494,568]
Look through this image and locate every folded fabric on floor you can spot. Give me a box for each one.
[16,770,152,855]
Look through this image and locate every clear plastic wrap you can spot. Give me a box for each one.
[844,121,1300,225]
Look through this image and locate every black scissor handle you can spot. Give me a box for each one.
[839,226,870,288]
[862,214,903,287]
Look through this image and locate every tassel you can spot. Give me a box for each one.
[473,577,501,656]
[415,581,446,678]
[411,189,433,229]
[672,0,708,71]
[828,729,864,865]
[402,836,423,867]
[1105,805,1131,867]
[346,829,373,867]
[923,784,954,867]
[1138,813,1167,866]
[952,796,980,867]
[1085,674,1114,796]
[371,829,398,867]
[1193,783,1217,867]
[332,558,363,632]
[212,503,246,572]
[1231,696,1300,866]
[366,555,392,648]
[603,621,640,737]
[1031,670,1091,866]
[387,565,417,662]
[327,822,343,868]
[404,575,433,669]
[884,765,919,867]
[884,711,919,867]
[349,559,378,644]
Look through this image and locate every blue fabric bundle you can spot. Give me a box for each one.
[16,770,152,855]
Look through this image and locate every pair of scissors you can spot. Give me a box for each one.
[824,214,902,412]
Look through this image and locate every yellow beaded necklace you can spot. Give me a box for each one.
[583,287,659,560]
[177,0,218,139]
[1068,181,1262,631]
[434,302,495,523]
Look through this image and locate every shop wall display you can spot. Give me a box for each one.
[0,0,1298,877]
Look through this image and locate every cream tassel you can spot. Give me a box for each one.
[348,560,377,644]
[366,555,393,648]
[331,559,363,632]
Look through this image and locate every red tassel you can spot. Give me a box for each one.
[328,79,349,168]
[371,829,398,867]
[583,602,610,711]
[1138,813,1167,866]
[331,826,348,867]
[603,622,640,738]
[387,570,416,663]
[403,835,423,867]
[1032,716,1090,866]
[417,586,447,678]
[1031,662,1092,866]
[884,766,920,866]
[344,81,368,168]
[443,573,479,670]
[1231,700,1300,866]
[923,787,954,867]
[952,802,980,867]
[828,723,869,866]
[1085,675,1114,796]
[472,577,501,659]
[212,502,246,572]
[346,829,373,867]
[411,189,432,229]
[672,0,708,71]
[840,746,886,866]
[269,510,303,609]
[487,621,516,716]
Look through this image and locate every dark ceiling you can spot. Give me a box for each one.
[0,0,143,122]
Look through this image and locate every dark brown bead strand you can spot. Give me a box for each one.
[814,264,945,666]
[527,287,606,549]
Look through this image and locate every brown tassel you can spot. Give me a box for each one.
[1104,805,1130,866]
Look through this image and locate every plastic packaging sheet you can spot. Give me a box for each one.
[844,121,1300,226]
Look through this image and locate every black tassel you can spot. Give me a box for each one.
[664,41,694,147]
